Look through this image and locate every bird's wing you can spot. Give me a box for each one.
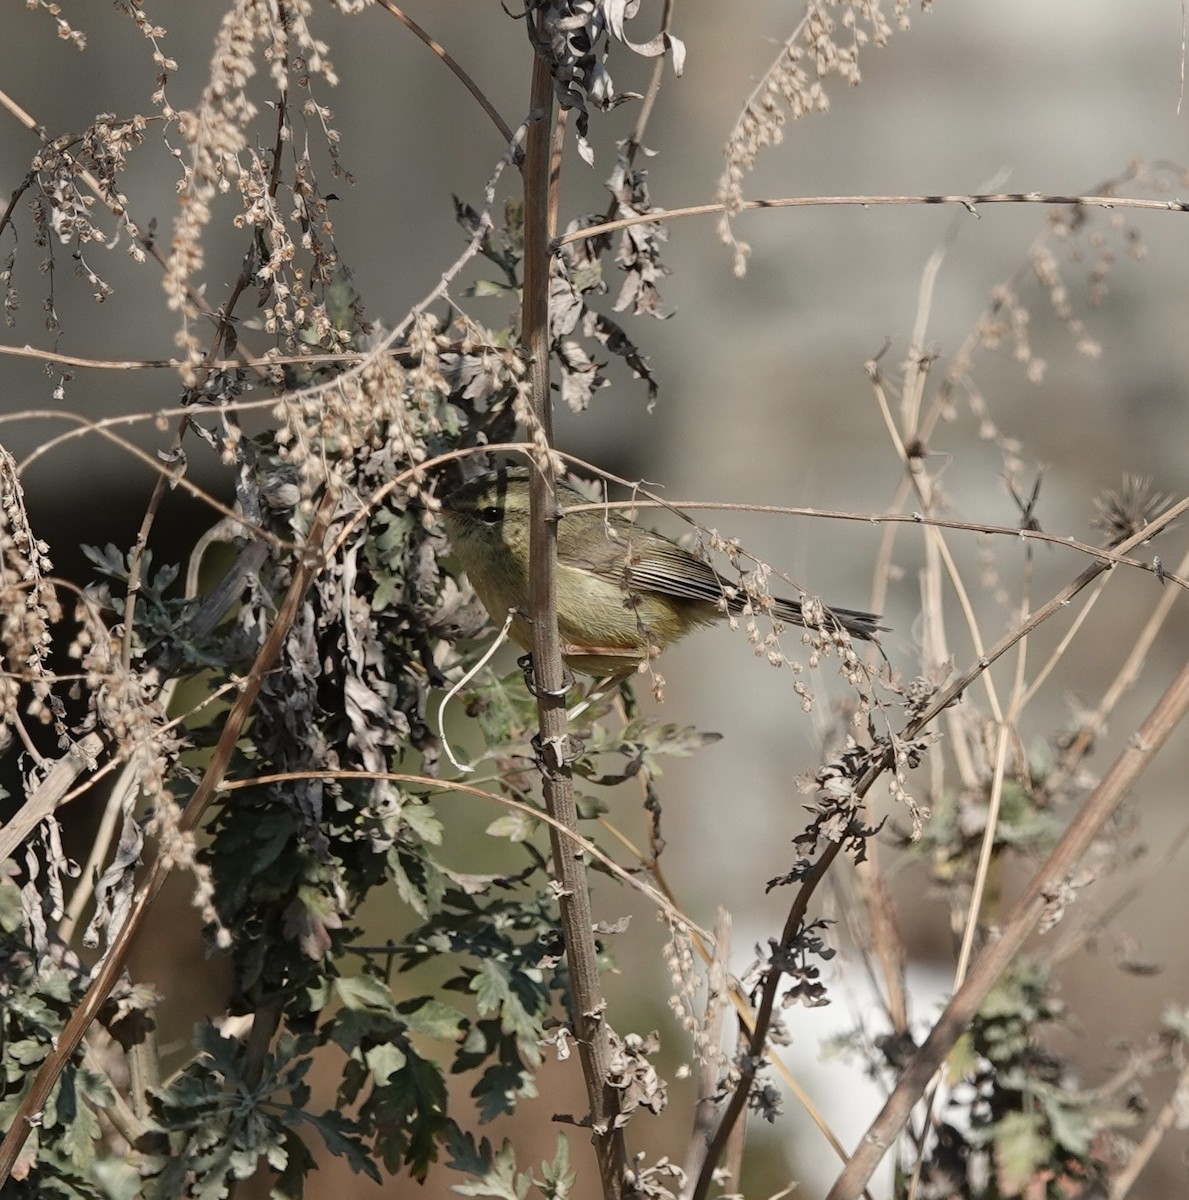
[562,522,886,639]
[630,545,732,603]
[568,529,735,606]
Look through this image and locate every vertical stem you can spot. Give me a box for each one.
[521,36,627,1200]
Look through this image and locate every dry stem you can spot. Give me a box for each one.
[825,656,1189,1200]
[555,191,1189,250]
[0,491,337,1185]
[521,33,627,1199]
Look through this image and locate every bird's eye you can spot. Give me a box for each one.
[479,505,503,525]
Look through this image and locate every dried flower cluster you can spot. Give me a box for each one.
[0,5,1184,1200]
[716,0,932,275]
[26,0,88,51]
[1092,474,1173,548]
[166,0,346,384]
[0,450,62,747]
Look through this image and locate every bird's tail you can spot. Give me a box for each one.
[760,595,886,642]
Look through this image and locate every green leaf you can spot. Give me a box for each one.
[80,543,129,579]
[399,996,467,1040]
[364,1041,406,1086]
[76,1066,116,1111]
[389,851,430,918]
[0,875,23,932]
[445,1127,495,1176]
[485,812,539,842]
[471,958,511,1018]
[470,962,542,1054]
[294,1108,380,1184]
[368,1049,450,1181]
[945,1032,978,1084]
[400,800,444,846]
[57,1070,102,1171]
[535,1135,574,1200]
[1040,1087,1094,1156]
[269,1127,312,1200]
[450,1137,531,1200]
[468,279,515,298]
[333,973,397,1015]
[473,1061,537,1123]
[992,1109,1049,1194]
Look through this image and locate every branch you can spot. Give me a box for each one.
[691,493,1189,1197]
[520,28,628,1198]
[1107,1057,1189,1199]
[558,495,1189,591]
[905,495,1189,735]
[690,841,843,1200]
[0,343,410,370]
[0,733,106,863]
[554,191,1189,250]
[377,0,513,143]
[0,490,338,1186]
[825,655,1189,1200]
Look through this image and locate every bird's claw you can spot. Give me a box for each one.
[518,653,574,699]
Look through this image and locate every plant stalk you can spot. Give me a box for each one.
[521,31,627,1200]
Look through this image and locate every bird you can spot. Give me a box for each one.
[442,466,884,678]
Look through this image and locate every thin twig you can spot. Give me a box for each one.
[555,494,1189,591]
[377,0,513,143]
[592,0,674,230]
[0,490,338,1186]
[119,427,186,669]
[1050,808,1189,969]
[1013,573,1113,712]
[692,497,1189,1199]
[1047,543,1189,790]
[909,497,1189,735]
[849,857,909,1036]
[599,806,872,1198]
[555,191,1189,249]
[121,70,283,673]
[0,343,408,370]
[4,403,1183,587]
[681,907,730,1193]
[953,724,1011,986]
[1108,1057,1189,1199]
[824,658,1189,1200]
[218,770,707,938]
[59,527,264,942]
[15,418,288,547]
[0,733,106,864]
[690,838,844,1200]
[624,0,675,162]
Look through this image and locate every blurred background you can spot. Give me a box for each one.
[2,1,1188,1196]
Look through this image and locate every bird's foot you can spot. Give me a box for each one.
[517,653,575,699]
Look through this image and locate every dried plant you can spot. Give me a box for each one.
[716,0,933,275]
[0,5,1186,1200]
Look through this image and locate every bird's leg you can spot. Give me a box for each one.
[517,652,575,699]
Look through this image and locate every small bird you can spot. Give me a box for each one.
[442,467,884,678]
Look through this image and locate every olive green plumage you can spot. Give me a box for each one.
[442,467,883,677]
